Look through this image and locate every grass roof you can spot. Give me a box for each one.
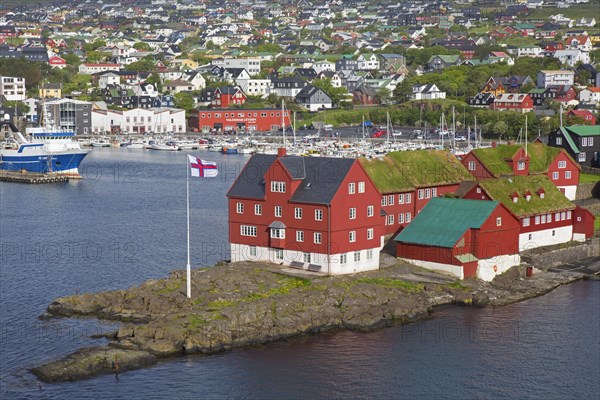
[479,175,574,217]
[472,143,562,177]
[360,150,473,194]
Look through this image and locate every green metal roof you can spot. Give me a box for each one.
[563,125,600,137]
[394,198,499,248]
[559,127,580,153]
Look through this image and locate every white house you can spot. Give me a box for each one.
[238,79,271,98]
[537,70,575,88]
[91,108,186,134]
[98,72,121,89]
[312,61,336,74]
[0,76,26,101]
[516,45,544,58]
[78,63,122,74]
[553,49,590,67]
[357,54,380,70]
[411,84,446,100]
[578,87,600,104]
[212,57,261,77]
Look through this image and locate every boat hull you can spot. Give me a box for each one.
[0,151,89,174]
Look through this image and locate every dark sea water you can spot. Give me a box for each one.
[1,148,599,400]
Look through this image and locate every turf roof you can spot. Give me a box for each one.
[478,175,574,217]
[472,143,562,177]
[359,150,473,194]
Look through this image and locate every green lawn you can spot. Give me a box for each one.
[594,216,600,231]
[580,173,600,183]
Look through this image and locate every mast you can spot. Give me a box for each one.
[362,115,365,141]
[386,111,390,143]
[525,114,528,157]
[292,111,296,145]
[281,99,286,147]
[452,106,456,152]
[474,115,477,148]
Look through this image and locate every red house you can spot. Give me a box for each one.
[360,150,474,236]
[48,55,67,69]
[460,142,581,200]
[228,149,384,274]
[490,93,534,113]
[213,86,247,107]
[395,198,521,281]
[461,175,589,251]
[567,110,596,126]
[189,108,291,132]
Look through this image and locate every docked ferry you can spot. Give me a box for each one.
[0,119,89,176]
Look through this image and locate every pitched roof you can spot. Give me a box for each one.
[471,143,562,176]
[477,175,574,217]
[359,150,473,194]
[227,155,355,205]
[394,198,499,248]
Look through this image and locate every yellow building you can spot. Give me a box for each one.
[590,33,600,44]
[39,84,62,99]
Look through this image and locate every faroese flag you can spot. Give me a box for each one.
[188,155,218,178]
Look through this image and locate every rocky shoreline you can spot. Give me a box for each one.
[31,261,589,383]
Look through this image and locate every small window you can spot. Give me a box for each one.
[425,189,431,199]
[367,228,374,240]
[353,251,361,262]
[270,228,285,239]
[528,234,532,240]
[387,215,394,225]
[314,232,322,244]
[578,153,586,162]
[517,161,525,171]
[275,206,282,217]
[558,160,566,168]
[255,204,262,215]
[340,254,347,264]
[358,181,365,193]
[405,213,411,223]
[398,213,404,224]
[367,205,374,217]
[565,171,571,179]
[349,231,356,242]
[468,161,476,171]
[236,202,244,214]
[295,207,302,219]
[398,194,404,204]
[552,230,556,237]
[349,207,356,219]
[523,217,530,227]
[315,209,323,221]
[405,193,411,203]
[541,214,547,224]
[418,189,424,200]
[381,197,387,206]
[552,171,559,180]
[367,249,373,260]
[303,253,311,263]
[535,215,540,225]
[388,195,394,205]
[432,188,437,197]
[275,249,284,260]
[496,217,502,226]
[348,182,355,194]
[249,246,257,257]
[296,230,304,242]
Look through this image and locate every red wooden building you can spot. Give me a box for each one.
[461,175,592,250]
[395,198,521,281]
[359,150,474,236]
[490,93,534,113]
[228,149,384,274]
[189,108,291,132]
[460,142,580,200]
[567,110,597,126]
[213,86,247,107]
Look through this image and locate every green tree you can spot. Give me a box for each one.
[311,79,349,106]
[63,53,81,66]
[83,40,106,52]
[174,92,195,111]
[2,101,30,115]
[86,51,111,63]
[133,42,151,51]
[376,87,392,105]
[126,59,156,72]
[393,79,413,103]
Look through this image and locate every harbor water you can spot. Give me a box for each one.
[1,148,598,399]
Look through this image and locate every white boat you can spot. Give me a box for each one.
[90,137,111,147]
[148,141,179,151]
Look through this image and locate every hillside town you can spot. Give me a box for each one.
[1,0,600,281]
[0,0,598,135]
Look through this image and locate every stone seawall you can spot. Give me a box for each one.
[522,237,600,269]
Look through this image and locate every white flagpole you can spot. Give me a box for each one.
[186,155,191,298]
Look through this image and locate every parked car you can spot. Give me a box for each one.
[392,130,402,137]
[371,129,387,138]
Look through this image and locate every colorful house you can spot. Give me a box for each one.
[548,125,600,168]
[490,93,534,113]
[460,142,581,200]
[395,198,521,281]
[213,86,247,107]
[228,149,384,274]
[359,150,474,236]
[461,175,591,250]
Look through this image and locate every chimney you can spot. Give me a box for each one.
[277,147,287,157]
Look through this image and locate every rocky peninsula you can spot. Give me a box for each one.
[30,256,597,384]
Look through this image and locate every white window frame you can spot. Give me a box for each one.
[270,181,286,193]
[315,209,323,221]
[236,202,244,214]
[348,182,355,194]
[558,160,566,169]
[295,207,302,219]
[367,205,374,217]
[381,197,387,206]
[270,228,285,239]
[240,225,257,237]
[296,230,304,242]
[354,251,360,262]
[406,213,411,223]
[496,217,502,226]
[367,228,374,240]
[387,215,394,225]
[405,193,411,203]
[366,249,373,260]
[274,205,282,217]
[314,232,322,244]
[249,246,257,257]
[398,213,404,224]
[349,231,356,242]
[255,204,262,215]
[565,171,571,179]
[468,161,476,171]
[432,188,437,197]
[398,194,404,204]
[275,249,284,260]
[517,161,525,171]
[418,189,424,200]
[578,152,586,162]
[349,207,356,219]
[523,217,530,227]
[388,195,394,205]
[358,181,365,193]
[340,254,347,264]
[303,253,311,263]
[552,171,559,180]
[425,188,431,199]
[535,215,540,225]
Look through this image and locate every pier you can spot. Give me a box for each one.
[0,170,71,184]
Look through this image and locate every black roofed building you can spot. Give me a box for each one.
[227,148,384,274]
